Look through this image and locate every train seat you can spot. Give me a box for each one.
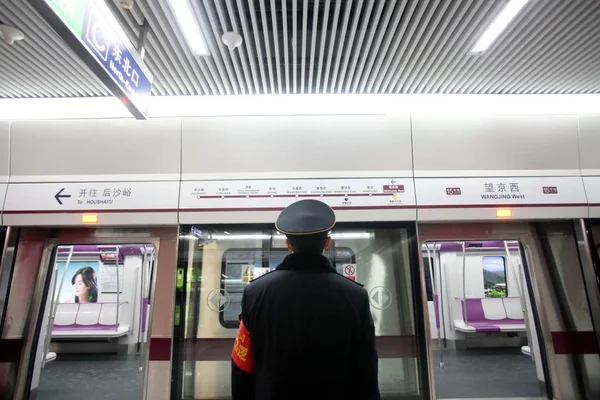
[503,297,525,320]
[75,303,101,325]
[52,302,130,338]
[53,304,78,326]
[98,303,119,325]
[454,298,526,333]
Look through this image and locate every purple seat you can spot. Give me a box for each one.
[455,298,526,333]
[463,298,502,332]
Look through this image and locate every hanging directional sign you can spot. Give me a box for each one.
[29,0,153,119]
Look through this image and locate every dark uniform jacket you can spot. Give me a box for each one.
[231,252,380,400]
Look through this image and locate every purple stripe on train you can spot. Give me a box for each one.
[53,324,118,331]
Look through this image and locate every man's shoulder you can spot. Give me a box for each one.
[327,272,367,293]
[245,270,284,290]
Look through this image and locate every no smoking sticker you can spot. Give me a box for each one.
[343,263,357,281]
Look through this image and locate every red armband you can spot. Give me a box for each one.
[232,320,254,373]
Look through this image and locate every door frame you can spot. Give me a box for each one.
[415,222,559,399]
[7,227,177,400]
[577,219,600,353]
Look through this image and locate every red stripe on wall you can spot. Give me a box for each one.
[3,209,178,215]
[419,203,587,209]
[180,205,415,213]
[376,335,417,358]
[551,331,599,355]
[149,337,172,361]
[179,335,416,361]
[195,193,393,199]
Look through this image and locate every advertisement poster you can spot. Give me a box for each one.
[55,261,101,303]
[99,264,125,293]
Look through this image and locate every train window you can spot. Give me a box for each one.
[220,247,355,328]
[482,256,508,297]
[173,224,425,400]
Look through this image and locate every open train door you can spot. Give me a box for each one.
[0,227,178,400]
[0,227,18,338]
[417,221,600,400]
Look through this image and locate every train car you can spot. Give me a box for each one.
[0,113,598,400]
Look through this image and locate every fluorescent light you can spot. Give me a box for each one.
[3,95,600,120]
[224,231,231,235]
[331,233,373,239]
[166,0,209,56]
[471,0,529,54]
[212,234,271,240]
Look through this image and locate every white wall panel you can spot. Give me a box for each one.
[578,116,600,176]
[584,177,600,218]
[0,121,9,183]
[0,122,8,225]
[415,176,588,221]
[9,120,181,182]
[2,181,179,226]
[412,115,580,177]
[181,115,412,180]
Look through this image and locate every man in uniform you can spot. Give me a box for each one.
[231,199,380,400]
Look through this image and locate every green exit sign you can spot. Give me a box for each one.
[45,0,87,37]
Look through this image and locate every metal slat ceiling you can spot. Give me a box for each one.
[1,0,599,98]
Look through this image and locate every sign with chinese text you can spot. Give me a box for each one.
[3,182,179,214]
[179,178,416,212]
[31,0,152,119]
[99,264,125,293]
[416,177,587,207]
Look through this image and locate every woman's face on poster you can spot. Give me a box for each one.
[73,274,89,300]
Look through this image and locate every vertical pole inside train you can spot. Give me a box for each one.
[425,242,443,368]
[138,245,147,370]
[42,246,73,368]
[503,241,527,321]
[461,242,467,327]
[115,246,120,332]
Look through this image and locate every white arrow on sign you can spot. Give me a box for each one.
[207,289,230,312]
[369,286,392,310]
